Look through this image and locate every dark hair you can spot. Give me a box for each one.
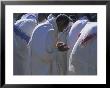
[56,14,70,27]
[38,13,49,23]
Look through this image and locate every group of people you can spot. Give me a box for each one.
[13,13,97,75]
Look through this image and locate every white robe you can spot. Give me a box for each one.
[67,19,88,51]
[29,19,61,75]
[14,16,37,75]
[47,14,55,21]
[67,19,88,74]
[21,13,38,21]
[15,19,37,37]
[68,22,97,75]
[56,30,69,75]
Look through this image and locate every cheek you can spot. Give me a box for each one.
[60,25,64,28]
[61,27,63,31]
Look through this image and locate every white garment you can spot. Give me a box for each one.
[14,16,37,75]
[67,19,88,74]
[29,19,60,75]
[21,13,38,21]
[68,22,97,75]
[67,19,88,50]
[15,19,37,37]
[47,14,55,21]
[56,30,69,75]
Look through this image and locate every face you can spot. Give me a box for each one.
[38,14,47,23]
[57,21,69,32]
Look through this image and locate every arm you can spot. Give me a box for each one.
[46,29,56,53]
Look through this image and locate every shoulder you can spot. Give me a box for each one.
[15,19,36,25]
[82,22,97,35]
[14,19,25,25]
[32,21,53,36]
[21,19,37,25]
[71,19,87,29]
[35,21,53,30]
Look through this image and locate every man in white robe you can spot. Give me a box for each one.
[68,22,97,75]
[56,20,73,75]
[29,14,70,75]
[56,31,68,75]
[14,13,38,75]
[67,17,88,74]
[14,13,38,38]
[67,17,88,52]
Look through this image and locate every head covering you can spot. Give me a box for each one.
[47,14,55,20]
[56,14,71,24]
[21,13,38,20]
[56,14,68,19]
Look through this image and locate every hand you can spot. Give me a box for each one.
[56,42,69,51]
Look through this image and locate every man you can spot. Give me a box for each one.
[67,16,88,51]
[68,22,97,75]
[47,14,70,75]
[14,13,38,39]
[29,14,70,75]
[37,13,49,24]
[14,13,38,75]
[55,14,73,75]
[66,15,89,74]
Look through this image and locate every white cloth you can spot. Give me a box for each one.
[14,33,31,75]
[47,14,55,21]
[15,19,37,37]
[67,19,88,74]
[67,19,88,50]
[50,18,69,75]
[14,16,37,75]
[68,22,97,75]
[56,30,69,75]
[29,18,61,75]
[21,13,38,21]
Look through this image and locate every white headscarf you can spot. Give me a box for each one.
[21,13,38,21]
[47,14,55,21]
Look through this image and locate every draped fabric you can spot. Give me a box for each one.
[13,14,37,75]
[68,22,97,75]
[67,19,88,74]
[29,19,63,75]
